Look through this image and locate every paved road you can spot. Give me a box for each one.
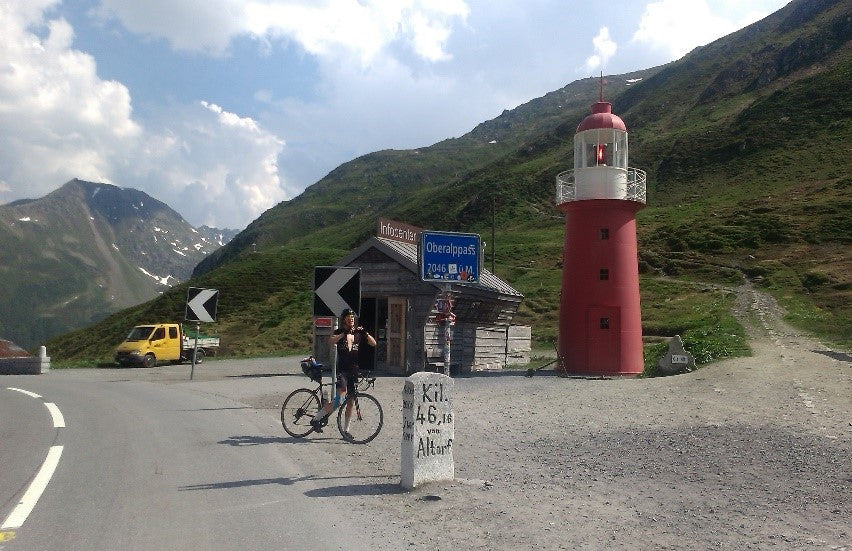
[2,322,849,551]
[0,357,381,551]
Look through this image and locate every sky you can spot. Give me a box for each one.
[0,0,789,229]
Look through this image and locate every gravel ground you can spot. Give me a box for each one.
[85,283,851,550]
[222,284,849,550]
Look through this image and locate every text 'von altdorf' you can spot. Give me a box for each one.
[401,373,455,489]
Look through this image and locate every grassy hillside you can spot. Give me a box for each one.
[47,0,851,365]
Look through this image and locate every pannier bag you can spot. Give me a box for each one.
[300,356,324,383]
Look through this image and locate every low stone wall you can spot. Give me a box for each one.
[0,346,50,375]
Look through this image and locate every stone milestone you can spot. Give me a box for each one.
[401,372,454,490]
[656,334,696,376]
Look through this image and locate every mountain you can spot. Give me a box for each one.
[0,179,236,348]
[47,0,851,363]
[195,225,240,247]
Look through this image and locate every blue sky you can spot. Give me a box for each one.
[0,0,788,228]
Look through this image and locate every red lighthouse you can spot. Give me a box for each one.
[555,90,646,376]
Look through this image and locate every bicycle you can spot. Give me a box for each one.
[280,357,384,444]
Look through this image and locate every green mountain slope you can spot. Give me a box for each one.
[47,0,851,364]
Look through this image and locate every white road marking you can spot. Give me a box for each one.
[44,403,65,428]
[3,388,67,531]
[6,387,41,399]
[1,446,64,530]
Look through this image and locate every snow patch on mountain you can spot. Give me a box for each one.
[138,266,175,286]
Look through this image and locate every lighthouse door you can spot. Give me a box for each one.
[587,307,620,373]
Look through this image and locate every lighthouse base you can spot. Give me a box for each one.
[557,200,644,377]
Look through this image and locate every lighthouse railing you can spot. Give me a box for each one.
[556,168,646,205]
[626,168,647,203]
[555,170,576,203]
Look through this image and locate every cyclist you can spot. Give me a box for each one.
[311,308,376,438]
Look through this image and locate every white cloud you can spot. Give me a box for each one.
[586,26,617,71]
[92,0,246,55]
[96,0,470,64]
[126,101,288,228]
[0,1,140,195]
[632,0,775,59]
[0,1,288,228]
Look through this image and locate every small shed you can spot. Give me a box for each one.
[312,220,530,376]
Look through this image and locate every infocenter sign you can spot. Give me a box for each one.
[419,231,481,283]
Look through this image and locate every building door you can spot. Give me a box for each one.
[587,306,620,373]
[387,297,407,372]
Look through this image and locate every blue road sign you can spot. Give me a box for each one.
[420,231,481,283]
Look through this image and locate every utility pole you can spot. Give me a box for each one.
[491,195,496,274]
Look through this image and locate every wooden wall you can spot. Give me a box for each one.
[344,245,530,375]
[424,322,532,373]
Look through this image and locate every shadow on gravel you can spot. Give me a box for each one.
[179,474,399,496]
[811,349,852,363]
[456,369,558,378]
[218,434,346,446]
[304,481,404,498]
[218,435,292,446]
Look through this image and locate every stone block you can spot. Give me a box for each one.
[401,372,454,490]
[0,356,50,375]
[656,335,695,376]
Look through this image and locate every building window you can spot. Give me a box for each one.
[600,268,609,280]
[600,317,610,329]
[600,228,609,240]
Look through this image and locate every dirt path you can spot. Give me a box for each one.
[246,284,850,550]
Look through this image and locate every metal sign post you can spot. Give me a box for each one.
[331,317,338,410]
[441,288,454,376]
[185,287,218,381]
[190,322,200,380]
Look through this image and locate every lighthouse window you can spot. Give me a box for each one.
[600,317,610,329]
[600,228,609,240]
[599,268,609,280]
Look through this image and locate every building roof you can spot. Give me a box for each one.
[576,101,627,133]
[0,339,31,358]
[342,236,524,298]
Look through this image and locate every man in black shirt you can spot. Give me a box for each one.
[311,308,376,438]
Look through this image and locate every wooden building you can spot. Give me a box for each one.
[312,222,530,376]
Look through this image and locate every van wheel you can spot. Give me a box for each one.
[142,354,156,368]
[193,349,205,364]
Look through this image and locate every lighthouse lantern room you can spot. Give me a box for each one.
[555,87,646,376]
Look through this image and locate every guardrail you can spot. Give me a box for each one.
[556,168,646,205]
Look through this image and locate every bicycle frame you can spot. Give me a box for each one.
[281,374,382,443]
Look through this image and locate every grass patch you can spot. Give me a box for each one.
[641,341,670,377]
[641,277,750,365]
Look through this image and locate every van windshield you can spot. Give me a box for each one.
[126,326,155,341]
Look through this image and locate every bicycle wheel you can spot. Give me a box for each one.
[281,388,321,438]
[337,393,383,444]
